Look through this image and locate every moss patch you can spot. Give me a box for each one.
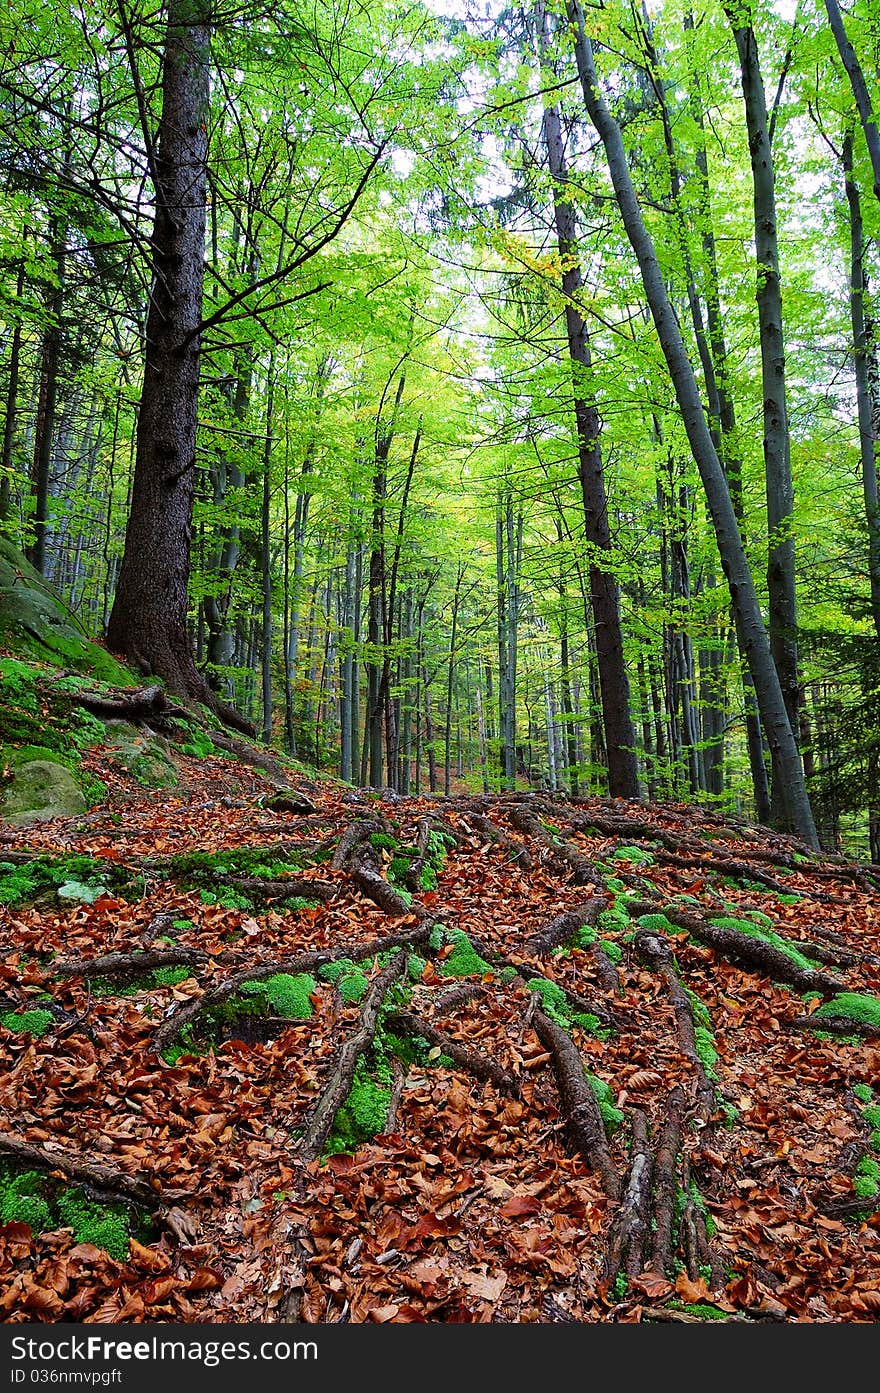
[813,993,880,1030]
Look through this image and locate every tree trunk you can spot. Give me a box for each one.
[726,10,801,802]
[537,1,639,799]
[564,0,817,846]
[825,0,880,199]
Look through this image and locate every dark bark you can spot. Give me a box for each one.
[0,257,26,522]
[532,1007,621,1199]
[385,1010,519,1095]
[105,0,220,712]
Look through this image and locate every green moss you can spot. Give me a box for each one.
[852,1083,873,1104]
[151,966,192,987]
[708,916,816,972]
[587,1073,623,1134]
[694,1025,719,1080]
[1,1008,54,1037]
[369,832,398,851]
[57,1189,129,1261]
[601,941,623,965]
[526,976,569,1026]
[613,845,655,865]
[672,1303,729,1321]
[407,953,426,982]
[0,1163,135,1260]
[199,887,253,911]
[240,973,317,1019]
[498,965,518,985]
[637,912,678,935]
[861,1105,880,1130]
[440,930,492,977]
[603,876,627,893]
[814,994,880,1029]
[575,924,598,949]
[0,854,132,909]
[324,1058,392,1156]
[338,970,369,1004]
[418,865,438,892]
[160,1023,201,1065]
[428,924,444,951]
[598,908,629,934]
[179,727,217,758]
[319,958,356,984]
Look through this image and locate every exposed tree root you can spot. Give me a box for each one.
[152,921,430,1055]
[430,981,485,1015]
[604,1109,652,1281]
[464,928,619,1027]
[385,1008,520,1096]
[74,684,188,724]
[462,813,533,870]
[646,1085,686,1275]
[0,1131,194,1240]
[784,1013,880,1040]
[331,819,383,871]
[531,1007,621,1199]
[624,899,844,995]
[53,948,208,978]
[634,928,716,1122]
[505,805,603,887]
[348,846,420,918]
[216,875,336,904]
[295,954,408,1164]
[526,898,604,955]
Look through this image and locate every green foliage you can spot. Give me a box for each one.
[853,1157,879,1198]
[852,1083,873,1103]
[407,953,426,982]
[179,726,218,758]
[694,1025,719,1079]
[0,854,131,908]
[598,907,629,934]
[1,1008,54,1037]
[369,832,398,851]
[151,966,192,987]
[813,994,880,1029]
[600,940,623,964]
[56,1189,130,1261]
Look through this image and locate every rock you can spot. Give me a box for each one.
[0,538,132,684]
[56,880,110,905]
[103,721,179,789]
[1,757,87,825]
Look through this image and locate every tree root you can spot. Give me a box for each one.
[646,1085,686,1275]
[385,1008,520,1096]
[531,1007,621,1199]
[526,898,604,955]
[295,953,407,1163]
[505,805,603,888]
[462,813,533,870]
[623,899,843,995]
[348,846,420,917]
[784,1013,880,1040]
[634,928,716,1122]
[74,684,187,724]
[0,1131,194,1240]
[430,982,485,1015]
[464,929,618,1028]
[53,948,208,979]
[331,819,383,872]
[152,921,430,1055]
[216,875,336,904]
[604,1109,652,1281]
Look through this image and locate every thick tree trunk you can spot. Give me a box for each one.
[564,0,817,846]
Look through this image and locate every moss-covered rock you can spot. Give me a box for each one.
[1,752,87,825]
[103,722,179,789]
[0,538,132,684]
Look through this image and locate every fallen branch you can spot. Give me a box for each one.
[295,953,407,1163]
[784,1013,880,1040]
[385,1008,519,1096]
[531,1007,620,1199]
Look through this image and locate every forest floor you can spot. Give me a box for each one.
[1,740,880,1325]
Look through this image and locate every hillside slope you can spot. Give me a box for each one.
[1,738,879,1323]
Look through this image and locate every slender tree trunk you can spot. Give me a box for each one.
[726,8,801,790]
[0,257,26,522]
[537,1,639,798]
[843,128,880,639]
[825,0,880,198]
[564,0,817,846]
[261,366,275,745]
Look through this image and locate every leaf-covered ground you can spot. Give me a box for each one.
[2,742,880,1324]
